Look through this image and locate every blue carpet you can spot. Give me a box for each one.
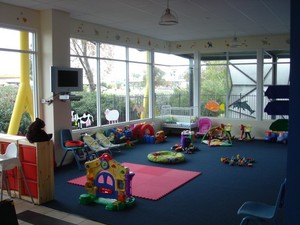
[44,135,287,225]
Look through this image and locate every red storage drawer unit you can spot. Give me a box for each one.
[20,179,38,198]
[6,168,19,192]
[18,139,54,204]
[19,145,37,164]
[0,134,54,205]
[21,163,38,181]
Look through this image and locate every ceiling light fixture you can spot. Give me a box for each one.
[230,33,242,48]
[159,0,178,25]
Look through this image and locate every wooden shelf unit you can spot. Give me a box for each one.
[0,134,54,204]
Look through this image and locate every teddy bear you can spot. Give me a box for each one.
[26,117,52,143]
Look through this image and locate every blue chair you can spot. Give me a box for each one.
[237,178,286,225]
[59,129,85,170]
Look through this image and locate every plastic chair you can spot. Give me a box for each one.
[196,118,212,136]
[59,129,86,170]
[83,135,112,156]
[95,131,121,152]
[237,178,286,225]
[0,143,34,203]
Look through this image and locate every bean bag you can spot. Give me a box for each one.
[147,151,185,164]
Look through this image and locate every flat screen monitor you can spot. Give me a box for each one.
[51,66,83,94]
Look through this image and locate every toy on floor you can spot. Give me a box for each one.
[147,151,185,164]
[201,126,232,147]
[171,142,198,154]
[220,154,255,167]
[276,131,288,144]
[264,130,278,143]
[221,123,234,139]
[181,130,195,145]
[132,123,155,141]
[239,124,254,141]
[155,130,167,144]
[264,119,288,144]
[170,130,198,153]
[79,153,135,211]
[106,126,133,144]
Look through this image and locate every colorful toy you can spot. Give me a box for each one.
[132,123,155,140]
[142,134,155,144]
[106,126,133,144]
[220,154,255,167]
[196,117,212,137]
[79,153,135,211]
[155,130,167,144]
[277,131,288,144]
[201,126,232,147]
[221,123,234,139]
[171,142,198,154]
[181,130,194,146]
[147,151,185,164]
[264,119,288,144]
[239,124,254,141]
[264,130,278,143]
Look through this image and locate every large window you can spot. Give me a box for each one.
[200,51,290,120]
[227,52,257,119]
[263,50,290,120]
[200,52,227,118]
[70,38,151,129]
[0,27,36,134]
[128,48,150,120]
[154,52,193,116]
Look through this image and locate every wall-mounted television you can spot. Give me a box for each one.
[51,66,83,94]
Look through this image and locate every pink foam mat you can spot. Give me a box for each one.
[68,162,202,200]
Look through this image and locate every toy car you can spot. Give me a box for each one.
[277,132,288,144]
[264,131,278,143]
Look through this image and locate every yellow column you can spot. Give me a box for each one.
[7,31,34,134]
[140,52,150,119]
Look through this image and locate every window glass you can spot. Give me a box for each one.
[0,28,36,134]
[129,48,148,63]
[263,50,290,120]
[70,39,151,129]
[129,61,150,120]
[154,52,192,116]
[100,59,126,124]
[200,53,227,118]
[100,44,125,60]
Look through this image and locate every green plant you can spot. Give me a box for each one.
[0,85,31,134]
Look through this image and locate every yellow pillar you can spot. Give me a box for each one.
[7,31,34,135]
[140,52,150,119]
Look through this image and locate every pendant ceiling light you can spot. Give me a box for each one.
[230,33,242,48]
[159,0,178,25]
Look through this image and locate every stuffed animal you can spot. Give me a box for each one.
[26,117,52,143]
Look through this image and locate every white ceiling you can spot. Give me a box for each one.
[0,0,290,41]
